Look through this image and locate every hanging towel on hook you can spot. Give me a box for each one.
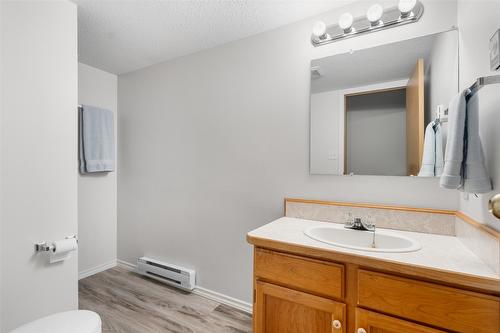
[440,91,491,193]
[79,105,115,173]
[418,121,443,177]
[462,93,491,193]
[440,92,466,188]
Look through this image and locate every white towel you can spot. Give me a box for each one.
[418,121,444,177]
[462,94,492,193]
[440,92,467,189]
[79,105,115,173]
[418,122,437,177]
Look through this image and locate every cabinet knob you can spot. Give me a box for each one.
[357,328,367,333]
[332,320,342,329]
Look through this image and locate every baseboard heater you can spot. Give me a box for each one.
[137,256,196,291]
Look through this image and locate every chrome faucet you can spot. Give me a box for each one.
[345,216,376,248]
[344,217,374,231]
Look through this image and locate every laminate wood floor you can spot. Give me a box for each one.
[79,266,252,333]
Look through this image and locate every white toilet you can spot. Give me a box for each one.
[10,310,101,333]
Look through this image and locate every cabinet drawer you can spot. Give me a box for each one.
[255,248,344,299]
[358,270,500,333]
[356,308,447,333]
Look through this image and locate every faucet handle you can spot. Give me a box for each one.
[364,215,374,225]
[344,212,354,227]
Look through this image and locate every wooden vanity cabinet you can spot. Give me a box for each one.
[355,308,448,333]
[357,269,500,333]
[252,247,500,333]
[254,248,344,299]
[255,281,346,333]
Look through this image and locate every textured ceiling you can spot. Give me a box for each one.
[74,0,356,74]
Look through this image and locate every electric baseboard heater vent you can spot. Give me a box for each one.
[137,256,195,291]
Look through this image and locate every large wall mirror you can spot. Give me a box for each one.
[310,30,458,176]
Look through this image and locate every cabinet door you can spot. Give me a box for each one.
[355,308,447,333]
[254,280,345,333]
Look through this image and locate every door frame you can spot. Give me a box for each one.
[342,86,406,175]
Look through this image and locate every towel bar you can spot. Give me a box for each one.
[443,75,500,115]
[466,74,500,98]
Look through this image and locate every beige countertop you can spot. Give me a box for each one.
[248,217,499,280]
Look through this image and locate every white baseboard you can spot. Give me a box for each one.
[192,286,252,314]
[116,259,252,314]
[117,259,137,271]
[79,260,117,280]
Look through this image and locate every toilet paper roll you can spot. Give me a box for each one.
[50,238,78,263]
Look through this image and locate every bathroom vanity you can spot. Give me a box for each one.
[247,199,500,333]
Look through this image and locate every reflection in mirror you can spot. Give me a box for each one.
[310,30,458,177]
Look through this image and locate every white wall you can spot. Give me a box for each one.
[78,63,118,278]
[423,29,459,149]
[0,0,3,329]
[310,90,341,175]
[426,30,459,125]
[117,0,459,304]
[1,1,78,331]
[457,0,500,231]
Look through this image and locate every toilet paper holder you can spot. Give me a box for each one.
[34,235,78,253]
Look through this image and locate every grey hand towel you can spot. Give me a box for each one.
[79,105,115,173]
[462,94,492,193]
[440,92,467,189]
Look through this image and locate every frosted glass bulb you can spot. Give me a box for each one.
[338,13,354,32]
[398,0,417,15]
[312,21,327,38]
[366,4,383,24]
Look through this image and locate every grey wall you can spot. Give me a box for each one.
[1,1,78,331]
[458,0,500,231]
[347,90,406,176]
[118,0,459,304]
[78,63,118,278]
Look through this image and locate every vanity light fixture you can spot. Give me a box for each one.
[311,0,424,46]
[398,0,417,18]
[366,4,384,26]
[338,13,354,33]
[312,21,328,40]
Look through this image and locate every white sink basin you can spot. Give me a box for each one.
[304,225,421,253]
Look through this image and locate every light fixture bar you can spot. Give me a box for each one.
[311,1,424,47]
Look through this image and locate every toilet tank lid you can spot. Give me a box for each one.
[10,310,101,333]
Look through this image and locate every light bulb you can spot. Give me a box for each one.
[398,0,417,16]
[338,13,354,33]
[366,4,383,25]
[312,21,327,39]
